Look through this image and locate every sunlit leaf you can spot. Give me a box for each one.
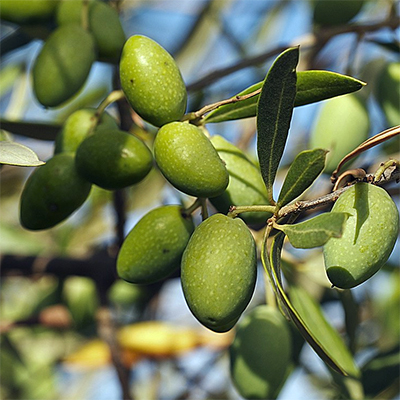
[277,148,327,207]
[277,212,349,248]
[257,46,299,204]
[0,141,45,167]
[204,71,365,123]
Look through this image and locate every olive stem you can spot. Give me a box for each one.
[81,0,90,32]
[181,88,261,125]
[183,198,202,216]
[200,198,209,220]
[374,159,399,183]
[227,205,276,218]
[96,90,126,118]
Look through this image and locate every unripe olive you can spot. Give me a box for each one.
[324,183,399,289]
[56,0,126,60]
[210,135,272,224]
[230,305,292,399]
[0,0,57,23]
[312,0,364,27]
[309,94,369,174]
[154,122,229,198]
[181,214,257,332]
[119,35,187,127]
[54,108,118,154]
[20,153,92,230]
[376,62,400,128]
[117,205,194,284]
[32,25,96,107]
[75,130,153,190]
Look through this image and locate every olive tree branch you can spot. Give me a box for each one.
[186,15,399,92]
[182,88,261,124]
[228,167,399,221]
[96,307,133,400]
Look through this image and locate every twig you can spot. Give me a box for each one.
[278,169,399,219]
[186,16,399,92]
[97,307,133,400]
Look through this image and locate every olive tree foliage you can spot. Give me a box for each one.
[0,1,399,399]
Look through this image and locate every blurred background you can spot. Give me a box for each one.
[0,0,399,399]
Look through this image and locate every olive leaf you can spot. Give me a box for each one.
[0,119,60,141]
[204,71,366,123]
[0,141,45,167]
[257,46,299,204]
[289,284,361,379]
[277,148,328,208]
[275,212,349,249]
[261,230,360,377]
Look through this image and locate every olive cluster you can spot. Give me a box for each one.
[12,0,126,108]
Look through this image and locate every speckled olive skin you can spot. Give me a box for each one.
[20,153,92,230]
[117,205,194,284]
[119,35,187,127]
[210,135,272,224]
[75,130,153,190]
[324,183,399,289]
[32,25,96,107]
[230,305,292,400]
[181,214,257,332]
[154,123,229,198]
[54,108,118,154]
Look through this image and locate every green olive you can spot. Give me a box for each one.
[230,305,292,399]
[0,0,57,23]
[56,0,126,60]
[154,122,229,198]
[181,214,257,332]
[210,135,272,225]
[309,94,369,174]
[32,25,96,107]
[54,108,118,154]
[20,153,92,230]
[75,130,153,190]
[312,0,364,27]
[117,205,194,284]
[119,35,187,127]
[324,183,399,289]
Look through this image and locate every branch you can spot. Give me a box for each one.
[97,307,133,400]
[186,15,399,92]
[277,169,400,219]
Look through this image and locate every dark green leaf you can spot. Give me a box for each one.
[278,148,327,207]
[289,284,361,379]
[0,141,45,167]
[204,71,365,123]
[256,46,299,204]
[362,344,400,396]
[294,70,366,107]
[261,230,359,377]
[0,119,60,141]
[277,212,349,248]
